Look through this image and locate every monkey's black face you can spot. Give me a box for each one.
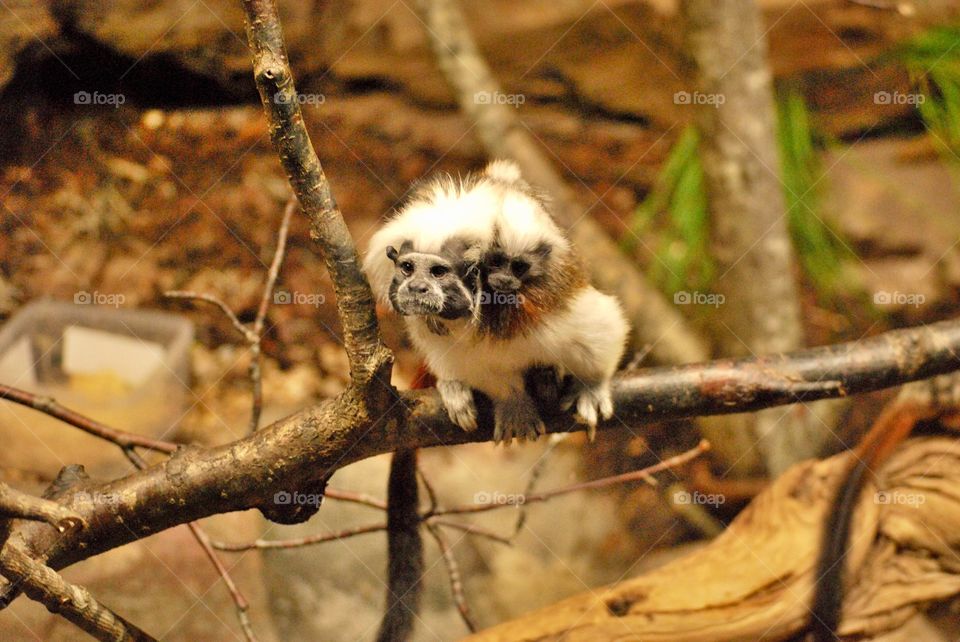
[481,242,551,294]
[386,241,479,320]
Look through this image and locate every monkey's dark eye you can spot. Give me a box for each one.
[511,260,530,277]
[487,254,507,269]
[430,265,450,278]
[399,261,414,276]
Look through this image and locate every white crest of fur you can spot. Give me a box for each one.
[362,160,569,304]
[362,173,498,304]
[484,159,523,183]
[493,187,570,258]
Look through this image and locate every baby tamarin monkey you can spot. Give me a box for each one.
[364,160,628,443]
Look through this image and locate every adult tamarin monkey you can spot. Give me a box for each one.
[364,160,629,443]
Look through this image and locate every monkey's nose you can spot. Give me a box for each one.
[489,275,520,292]
[408,281,430,294]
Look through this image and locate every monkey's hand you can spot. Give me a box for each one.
[493,393,546,445]
[437,379,478,431]
[562,382,614,442]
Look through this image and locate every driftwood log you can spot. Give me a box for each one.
[467,435,960,641]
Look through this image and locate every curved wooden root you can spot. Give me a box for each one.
[467,437,960,641]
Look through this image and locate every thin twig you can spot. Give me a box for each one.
[425,522,477,633]
[123,449,257,641]
[324,487,388,511]
[211,523,387,552]
[248,197,296,432]
[168,198,294,434]
[438,441,710,517]
[418,464,440,514]
[513,436,561,536]
[188,523,258,642]
[0,384,176,453]
[165,291,253,341]
[254,197,295,337]
[430,519,512,545]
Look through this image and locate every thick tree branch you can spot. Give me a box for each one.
[0,318,959,599]
[240,0,389,385]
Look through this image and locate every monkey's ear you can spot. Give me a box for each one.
[386,246,399,263]
[533,242,552,259]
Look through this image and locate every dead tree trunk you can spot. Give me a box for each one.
[681,0,835,475]
[465,434,960,641]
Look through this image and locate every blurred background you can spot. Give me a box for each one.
[1,0,960,640]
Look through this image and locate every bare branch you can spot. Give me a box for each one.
[2,318,960,588]
[211,523,388,552]
[247,197,296,432]
[0,483,83,532]
[164,291,253,341]
[437,441,710,518]
[0,541,155,642]
[429,519,512,546]
[188,523,258,642]
[240,0,389,384]
[324,488,387,511]
[0,384,176,454]
[425,522,476,633]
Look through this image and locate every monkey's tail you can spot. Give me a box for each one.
[809,401,930,641]
[376,364,433,642]
[810,456,869,641]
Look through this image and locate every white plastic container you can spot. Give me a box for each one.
[0,299,193,478]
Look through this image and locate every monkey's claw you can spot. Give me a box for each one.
[562,384,613,442]
[437,380,478,431]
[493,394,545,445]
